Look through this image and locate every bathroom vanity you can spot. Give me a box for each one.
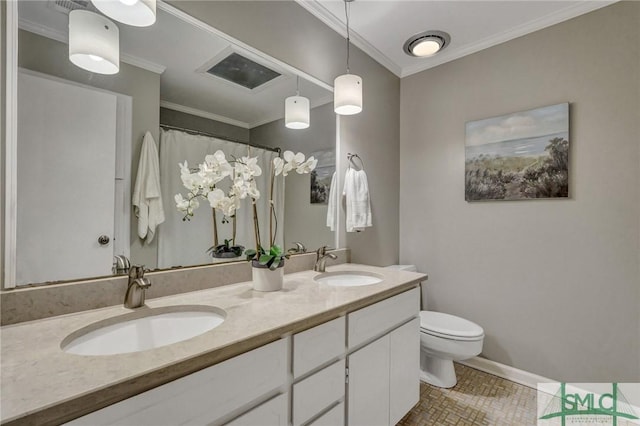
[0,264,426,425]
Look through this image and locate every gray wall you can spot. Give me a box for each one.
[17,30,161,268]
[399,2,640,382]
[160,107,250,143]
[251,103,336,251]
[1,1,6,286]
[167,1,401,265]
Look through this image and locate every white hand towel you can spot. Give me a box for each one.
[132,131,165,243]
[343,168,372,232]
[326,171,338,231]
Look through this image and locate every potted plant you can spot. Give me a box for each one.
[207,239,244,259]
[174,150,244,258]
[175,149,317,290]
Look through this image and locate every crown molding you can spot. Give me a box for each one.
[296,0,617,79]
[160,101,250,129]
[18,18,166,75]
[294,0,402,77]
[401,1,617,77]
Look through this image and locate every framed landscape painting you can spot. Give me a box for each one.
[465,103,569,201]
[310,148,335,204]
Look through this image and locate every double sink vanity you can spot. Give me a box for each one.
[1,262,427,426]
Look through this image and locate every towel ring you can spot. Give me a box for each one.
[347,153,364,170]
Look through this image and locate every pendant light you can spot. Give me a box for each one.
[334,0,362,116]
[91,0,156,27]
[68,10,120,75]
[285,76,310,129]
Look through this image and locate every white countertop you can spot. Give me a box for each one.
[0,264,426,424]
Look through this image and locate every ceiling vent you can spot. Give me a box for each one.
[206,53,280,90]
[48,0,98,15]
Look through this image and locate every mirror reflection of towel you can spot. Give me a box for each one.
[343,168,372,232]
[326,171,338,231]
[133,131,165,243]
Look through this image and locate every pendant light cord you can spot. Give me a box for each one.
[344,0,351,73]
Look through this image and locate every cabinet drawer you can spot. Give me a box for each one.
[225,393,288,426]
[292,359,345,426]
[67,339,287,426]
[348,287,419,349]
[307,402,344,426]
[293,316,345,378]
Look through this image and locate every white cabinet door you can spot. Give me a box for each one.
[292,360,345,425]
[68,339,287,426]
[347,335,390,426]
[389,318,420,425]
[225,393,288,426]
[308,402,344,426]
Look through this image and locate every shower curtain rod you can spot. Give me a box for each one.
[159,124,281,154]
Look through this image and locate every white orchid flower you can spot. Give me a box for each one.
[284,150,305,167]
[174,194,190,212]
[280,151,306,176]
[273,157,285,176]
[206,188,226,208]
[296,156,318,174]
[204,150,233,179]
[236,155,262,179]
[207,188,239,217]
[216,195,240,217]
[180,169,204,192]
[248,180,260,200]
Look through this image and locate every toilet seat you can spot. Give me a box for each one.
[420,311,484,341]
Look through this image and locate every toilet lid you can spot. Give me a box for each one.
[420,311,484,338]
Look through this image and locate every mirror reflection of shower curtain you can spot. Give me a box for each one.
[158,129,283,269]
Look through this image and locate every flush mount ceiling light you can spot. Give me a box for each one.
[285,76,310,129]
[334,0,362,116]
[403,30,451,57]
[91,0,156,27]
[68,10,120,74]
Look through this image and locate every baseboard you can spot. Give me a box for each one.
[458,357,553,390]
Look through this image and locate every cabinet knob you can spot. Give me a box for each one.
[98,235,110,246]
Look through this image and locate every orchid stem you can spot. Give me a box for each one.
[212,208,219,247]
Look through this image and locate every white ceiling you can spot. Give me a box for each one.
[18,1,333,129]
[297,0,617,77]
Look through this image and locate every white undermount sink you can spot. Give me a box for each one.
[61,305,226,356]
[314,271,384,287]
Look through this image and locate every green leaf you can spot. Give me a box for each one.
[245,249,257,261]
[270,245,283,256]
[258,255,273,265]
[269,257,281,270]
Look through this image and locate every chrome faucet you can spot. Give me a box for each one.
[124,265,151,309]
[314,246,337,272]
[288,241,307,254]
[112,254,131,275]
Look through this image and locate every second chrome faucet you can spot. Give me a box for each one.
[314,246,337,272]
[124,265,151,309]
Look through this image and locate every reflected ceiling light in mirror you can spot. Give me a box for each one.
[285,76,310,129]
[403,30,450,57]
[68,10,120,75]
[334,0,362,116]
[91,0,156,27]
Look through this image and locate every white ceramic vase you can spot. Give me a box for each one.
[251,260,284,292]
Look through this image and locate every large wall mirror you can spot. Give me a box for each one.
[4,1,337,288]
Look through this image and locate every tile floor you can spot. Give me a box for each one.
[398,363,538,426]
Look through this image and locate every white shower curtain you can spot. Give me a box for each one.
[158,129,283,269]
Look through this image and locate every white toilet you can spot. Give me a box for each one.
[387,265,485,388]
